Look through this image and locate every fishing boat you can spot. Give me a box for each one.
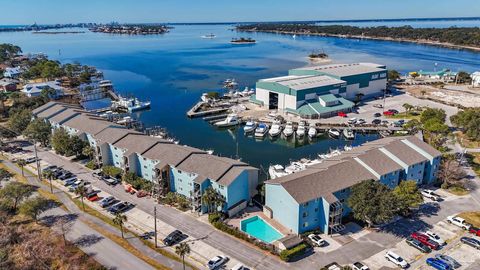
[283,121,294,137]
[214,114,240,127]
[243,120,257,134]
[254,123,269,138]
[268,165,289,179]
[342,128,355,140]
[241,87,255,97]
[328,128,341,139]
[269,120,283,137]
[296,121,306,138]
[201,33,216,39]
[223,78,238,88]
[308,123,317,138]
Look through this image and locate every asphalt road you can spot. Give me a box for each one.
[2,159,156,270]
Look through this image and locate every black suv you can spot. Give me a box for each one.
[163,230,186,246]
[108,202,134,214]
[406,236,431,253]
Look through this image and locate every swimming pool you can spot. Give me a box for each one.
[240,216,283,243]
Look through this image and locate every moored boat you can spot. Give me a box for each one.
[343,128,355,140]
[269,120,283,137]
[268,164,289,179]
[243,120,257,134]
[308,123,317,138]
[214,114,240,127]
[283,121,294,137]
[296,121,306,138]
[254,123,269,138]
[328,128,341,139]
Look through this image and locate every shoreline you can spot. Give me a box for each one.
[239,29,480,52]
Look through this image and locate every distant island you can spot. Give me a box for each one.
[0,23,94,32]
[89,24,170,35]
[236,24,480,51]
[230,37,256,44]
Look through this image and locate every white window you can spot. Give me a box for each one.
[303,212,308,218]
[303,222,309,228]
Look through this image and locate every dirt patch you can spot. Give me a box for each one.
[403,85,480,108]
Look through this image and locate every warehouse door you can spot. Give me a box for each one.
[269,92,278,110]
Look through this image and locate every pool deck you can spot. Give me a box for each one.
[226,206,292,237]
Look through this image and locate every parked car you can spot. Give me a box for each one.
[381,120,389,125]
[163,230,186,246]
[108,202,134,214]
[389,109,399,114]
[434,254,460,269]
[373,112,382,117]
[86,190,101,201]
[102,176,119,186]
[140,231,155,240]
[99,196,117,208]
[337,112,347,118]
[136,190,149,198]
[207,255,228,270]
[425,231,445,246]
[393,121,404,127]
[460,237,480,249]
[63,177,78,186]
[373,104,383,108]
[406,236,431,253]
[352,261,369,270]
[383,110,395,116]
[385,251,408,268]
[92,171,104,179]
[447,216,471,230]
[469,227,480,236]
[42,165,58,173]
[421,189,441,201]
[231,263,250,270]
[356,119,366,125]
[371,119,382,125]
[426,258,451,270]
[411,232,440,250]
[58,172,74,180]
[308,233,326,247]
[347,118,357,124]
[25,157,38,163]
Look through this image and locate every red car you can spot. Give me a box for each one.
[383,110,395,116]
[338,112,347,118]
[469,227,480,236]
[411,232,440,250]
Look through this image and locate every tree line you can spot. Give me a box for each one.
[236,24,480,47]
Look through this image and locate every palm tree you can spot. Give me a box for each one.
[82,145,95,160]
[113,213,128,238]
[175,242,191,270]
[201,187,225,213]
[402,103,413,116]
[43,170,55,193]
[17,159,26,176]
[74,185,88,211]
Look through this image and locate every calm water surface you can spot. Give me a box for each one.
[1,23,479,176]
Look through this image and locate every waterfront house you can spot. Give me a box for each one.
[252,63,387,118]
[32,102,259,216]
[3,67,22,79]
[264,136,441,235]
[409,69,457,82]
[0,78,18,92]
[22,81,64,98]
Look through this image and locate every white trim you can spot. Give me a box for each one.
[401,139,433,161]
[354,157,381,179]
[379,147,409,169]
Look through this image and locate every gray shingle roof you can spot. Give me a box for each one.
[383,140,427,166]
[94,126,137,144]
[405,136,442,158]
[114,133,169,156]
[143,144,204,167]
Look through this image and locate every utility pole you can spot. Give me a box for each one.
[154,205,158,248]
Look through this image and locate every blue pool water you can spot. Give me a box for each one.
[241,216,283,243]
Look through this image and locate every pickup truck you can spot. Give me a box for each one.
[421,189,441,201]
[447,215,471,230]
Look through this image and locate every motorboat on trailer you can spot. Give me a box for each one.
[283,121,294,137]
[308,123,317,138]
[254,123,269,138]
[243,120,257,134]
[328,128,341,139]
[296,121,306,138]
[214,114,240,128]
[269,120,283,137]
[342,128,355,140]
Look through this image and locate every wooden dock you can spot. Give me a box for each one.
[187,101,230,118]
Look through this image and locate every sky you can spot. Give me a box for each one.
[1,0,480,24]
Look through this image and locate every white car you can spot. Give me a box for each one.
[421,189,440,201]
[207,255,228,269]
[425,230,445,246]
[308,233,326,247]
[347,118,357,124]
[355,119,366,125]
[385,251,408,268]
[352,261,370,270]
[231,263,250,270]
[447,215,471,230]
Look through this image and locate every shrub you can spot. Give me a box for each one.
[279,243,309,262]
[85,160,97,170]
[208,213,222,223]
[102,166,122,178]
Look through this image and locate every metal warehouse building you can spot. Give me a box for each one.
[252,63,387,118]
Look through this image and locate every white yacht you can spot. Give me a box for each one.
[268,165,289,179]
[113,95,151,112]
[243,120,257,134]
[283,121,294,137]
[285,161,306,174]
[308,123,317,138]
[214,114,240,127]
[254,123,269,138]
[269,120,283,137]
[296,121,306,138]
[328,128,341,139]
[343,128,355,140]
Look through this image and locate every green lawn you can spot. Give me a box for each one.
[386,111,421,120]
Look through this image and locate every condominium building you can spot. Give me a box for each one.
[32,102,259,216]
[264,136,441,235]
